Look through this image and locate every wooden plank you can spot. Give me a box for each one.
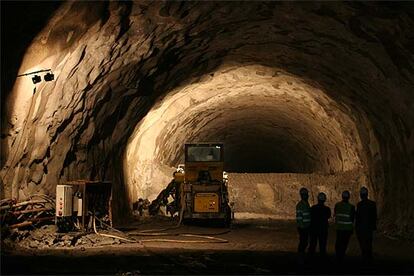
[11,208,52,216]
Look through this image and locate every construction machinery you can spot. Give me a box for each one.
[149,143,231,226]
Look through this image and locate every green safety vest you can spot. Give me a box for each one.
[296,200,311,228]
[335,201,355,231]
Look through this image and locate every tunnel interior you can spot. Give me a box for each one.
[1,1,414,238]
[124,64,367,209]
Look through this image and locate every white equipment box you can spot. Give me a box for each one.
[56,185,73,217]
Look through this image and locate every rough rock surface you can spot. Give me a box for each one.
[228,172,365,219]
[125,65,366,203]
[1,2,413,236]
[2,224,123,251]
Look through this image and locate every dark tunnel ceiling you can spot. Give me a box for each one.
[1,1,414,235]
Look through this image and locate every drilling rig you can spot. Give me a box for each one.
[149,143,231,226]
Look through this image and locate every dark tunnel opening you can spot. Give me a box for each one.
[223,140,315,173]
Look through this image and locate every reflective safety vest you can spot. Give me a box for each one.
[296,200,311,228]
[335,201,355,231]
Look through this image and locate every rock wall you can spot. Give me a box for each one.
[1,2,413,235]
[228,172,365,219]
[124,64,366,204]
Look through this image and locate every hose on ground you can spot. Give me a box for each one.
[125,183,230,243]
[93,216,229,244]
[93,215,230,244]
[135,182,186,235]
[91,183,230,244]
[92,215,137,243]
[136,235,228,243]
[129,230,231,236]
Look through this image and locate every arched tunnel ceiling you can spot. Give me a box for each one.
[1,1,414,235]
[124,65,365,201]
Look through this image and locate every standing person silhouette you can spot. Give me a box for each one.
[296,187,311,264]
[309,192,331,258]
[334,190,355,263]
[355,186,377,264]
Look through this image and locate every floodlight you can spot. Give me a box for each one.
[18,69,55,85]
[32,75,41,84]
[44,72,54,82]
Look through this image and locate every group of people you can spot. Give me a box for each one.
[296,186,377,264]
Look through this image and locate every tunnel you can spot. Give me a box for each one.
[124,64,367,218]
[1,1,414,274]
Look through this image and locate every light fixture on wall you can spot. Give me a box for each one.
[44,72,54,82]
[31,75,42,84]
[2,68,56,183]
[17,69,55,84]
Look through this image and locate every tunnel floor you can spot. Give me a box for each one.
[2,219,414,275]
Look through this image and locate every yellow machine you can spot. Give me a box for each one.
[174,143,231,225]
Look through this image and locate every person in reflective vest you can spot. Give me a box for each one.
[334,190,356,263]
[296,187,311,263]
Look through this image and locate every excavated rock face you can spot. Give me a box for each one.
[1,2,413,234]
[125,65,366,203]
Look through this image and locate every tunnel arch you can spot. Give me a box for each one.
[124,64,367,204]
[1,1,413,235]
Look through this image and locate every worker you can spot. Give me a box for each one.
[334,190,355,263]
[296,187,311,263]
[355,186,377,264]
[309,192,331,258]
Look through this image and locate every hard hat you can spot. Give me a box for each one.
[317,192,327,202]
[360,187,368,195]
[299,187,309,195]
[342,190,350,199]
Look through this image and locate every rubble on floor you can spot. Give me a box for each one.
[2,224,130,250]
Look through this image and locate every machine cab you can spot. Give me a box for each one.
[184,143,224,183]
